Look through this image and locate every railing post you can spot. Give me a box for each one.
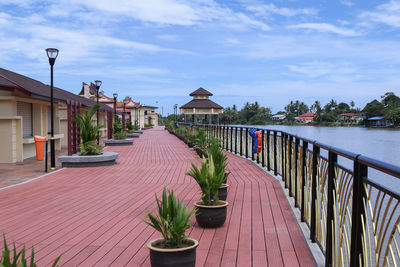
[273,131,277,176]
[326,150,338,267]
[350,156,367,267]
[281,132,286,185]
[245,128,249,158]
[310,143,320,242]
[235,127,238,154]
[301,141,308,222]
[288,135,293,196]
[266,130,270,171]
[261,130,265,167]
[225,126,228,150]
[230,126,233,152]
[240,128,243,156]
[252,130,255,161]
[294,137,300,207]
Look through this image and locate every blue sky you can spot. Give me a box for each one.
[1,0,400,115]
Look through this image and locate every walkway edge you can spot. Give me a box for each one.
[228,151,325,267]
[0,168,65,191]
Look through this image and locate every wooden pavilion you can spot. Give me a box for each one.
[180,87,223,124]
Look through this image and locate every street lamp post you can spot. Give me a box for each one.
[94,80,102,145]
[45,48,59,170]
[113,93,118,116]
[122,100,126,130]
[173,104,178,126]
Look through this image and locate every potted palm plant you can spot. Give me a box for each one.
[207,139,230,201]
[73,104,103,155]
[193,128,207,158]
[187,155,229,228]
[145,188,198,267]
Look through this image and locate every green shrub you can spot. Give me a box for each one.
[113,131,127,140]
[0,234,60,267]
[144,188,196,248]
[144,123,153,128]
[207,138,229,181]
[186,155,226,205]
[113,115,126,139]
[195,128,207,149]
[73,104,103,155]
[78,141,103,155]
[126,121,134,131]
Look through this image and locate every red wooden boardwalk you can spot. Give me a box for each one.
[0,127,316,266]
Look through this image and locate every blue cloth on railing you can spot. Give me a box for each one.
[248,128,257,153]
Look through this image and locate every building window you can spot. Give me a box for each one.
[17,101,33,138]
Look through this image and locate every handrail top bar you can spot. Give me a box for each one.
[177,122,400,178]
[358,155,400,178]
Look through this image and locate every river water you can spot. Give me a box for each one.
[238,125,400,192]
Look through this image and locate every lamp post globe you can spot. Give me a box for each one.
[94,80,102,144]
[45,48,59,170]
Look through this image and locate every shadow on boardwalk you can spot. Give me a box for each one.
[0,127,315,266]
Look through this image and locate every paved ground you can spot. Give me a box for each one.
[0,127,315,266]
[0,149,66,188]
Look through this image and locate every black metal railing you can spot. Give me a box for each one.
[177,123,400,267]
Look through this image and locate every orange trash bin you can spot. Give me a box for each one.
[34,135,46,161]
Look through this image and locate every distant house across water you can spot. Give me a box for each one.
[297,112,315,123]
[272,114,286,122]
[338,113,361,124]
[367,116,393,128]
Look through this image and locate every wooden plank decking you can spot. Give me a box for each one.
[0,127,316,266]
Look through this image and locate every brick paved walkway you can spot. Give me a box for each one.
[0,127,315,266]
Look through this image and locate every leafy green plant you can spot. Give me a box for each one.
[78,141,102,156]
[0,234,60,267]
[144,123,154,127]
[195,128,207,149]
[126,121,134,132]
[73,104,103,155]
[112,115,126,140]
[113,131,127,140]
[207,138,229,182]
[186,155,226,205]
[144,188,196,248]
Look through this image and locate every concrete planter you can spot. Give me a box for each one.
[58,151,118,168]
[127,132,140,138]
[104,139,134,146]
[134,130,144,134]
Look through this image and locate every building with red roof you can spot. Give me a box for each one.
[297,112,315,123]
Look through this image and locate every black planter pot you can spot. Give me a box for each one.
[218,184,229,201]
[148,238,198,267]
[194,201,229,228]
[187,141,195,148]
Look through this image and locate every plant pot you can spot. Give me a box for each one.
[148,238,198,267]
[194,201,229,228]
[218,184,229,201]
[193,146,205,158]
[187,141,194,148]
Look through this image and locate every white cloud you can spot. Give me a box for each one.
[157,35,181,41]
[247,4,318,17]
[341,0,355,7]
[285,61,357,78]
[360,0,400,28]
[289,23,360,36]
